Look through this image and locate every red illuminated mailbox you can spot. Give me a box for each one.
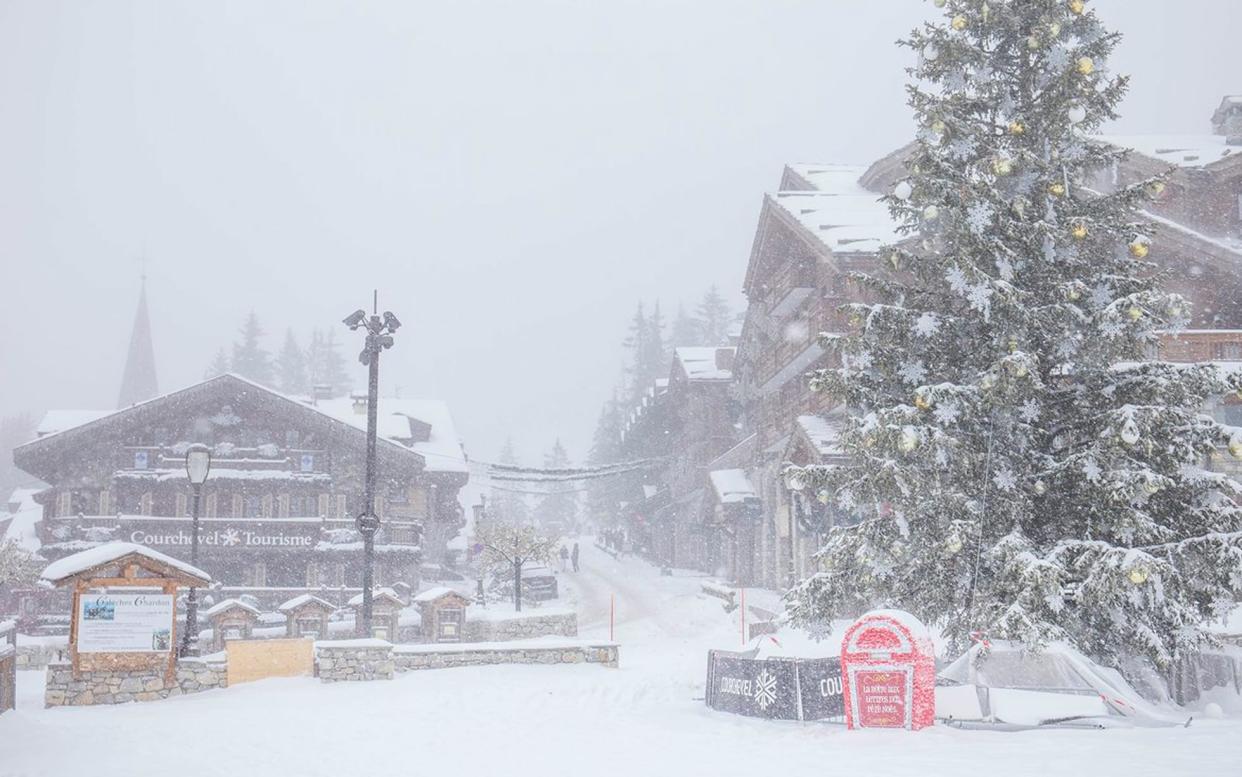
[840,609,935,730]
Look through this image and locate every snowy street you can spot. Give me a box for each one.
[2,543,1238,777]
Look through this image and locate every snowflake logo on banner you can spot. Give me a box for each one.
[221,529,242,547]
[753,670,779,711]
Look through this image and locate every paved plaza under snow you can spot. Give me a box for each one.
[2,545,1238,777]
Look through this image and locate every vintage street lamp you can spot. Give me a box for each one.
[179,443,212,656]
[344,300,400,636]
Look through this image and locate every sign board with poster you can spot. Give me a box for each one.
[39,542,212,684]
[839,610,935,730]
[705,650,844,721]
[77,594,174,653]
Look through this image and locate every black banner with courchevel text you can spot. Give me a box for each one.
[705,650,845,721]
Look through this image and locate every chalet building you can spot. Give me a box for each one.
[617,347,740,573]
[12,373,469,611]
[712,95,1242,590]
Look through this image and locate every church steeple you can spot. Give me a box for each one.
[117,277,159,407]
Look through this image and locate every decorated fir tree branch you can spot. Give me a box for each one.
[784,0,1242,666]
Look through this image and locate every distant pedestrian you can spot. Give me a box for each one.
[571,542,580,572]
[559,545,570,571]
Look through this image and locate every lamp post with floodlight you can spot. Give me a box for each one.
[179,443,212,657]
[343,303,400,636]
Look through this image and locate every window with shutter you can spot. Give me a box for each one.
[336,494,347,519]
[176,493,188,517]
[206,493,218,517]
[318,494,330,518]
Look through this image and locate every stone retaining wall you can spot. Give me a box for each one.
[462,611,577,643]
[315,640,395,683]
[44,655,228,707]
[393,641,618,671]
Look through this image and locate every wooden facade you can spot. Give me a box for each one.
[13,374,469,613]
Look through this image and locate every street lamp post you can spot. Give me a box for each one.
[344,303,400,637]
[180,443,212,657]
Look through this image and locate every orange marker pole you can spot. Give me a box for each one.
[741,588,746,647]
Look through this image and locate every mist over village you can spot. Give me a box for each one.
[1,2,1241,776]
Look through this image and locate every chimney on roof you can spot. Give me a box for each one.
[715,348,735,372]
[1212,95,1242,145]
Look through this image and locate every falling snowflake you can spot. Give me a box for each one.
[1047,46,1071,71]
[1056,337,1079,358]
[1091,284,1113,308]
[836,489,855,510]
[995,256,1014,281]
[1019,399,1041,423]
[899,360,928,385]
[853,350,874,370]
[946,266,969,294]
[967,283,993,315]
[933,402,961,425]
[913,312,940,337]
[1100,320,1125,338]
[947,136,977,161]
[753,670,779,710]
[935,446,949,466]
[1042,235,1057,263]
[993,468,1017,491]
[1083,459,1102,482]
[966,202,994,234]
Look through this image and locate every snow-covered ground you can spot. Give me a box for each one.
[2,543,1240,777]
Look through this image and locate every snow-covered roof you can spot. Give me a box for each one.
[311,396,468,474]
[35,410,110,438]
[709,469,757,505]
[277,594,337,613]
[413,585,469,604]
[25,373,468,475]
[770,163,902,256]
[202,598,261,618]
[41,541,211,584]
[3,488,43,553]
[1097,133,1239,169]
[675,347,734,382]
[797,413,844,457]
[347,586,404,607]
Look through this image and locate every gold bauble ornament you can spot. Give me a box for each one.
[1049,182,1066,197]
[1127,306,1143,322]
[1077,56,1095,75]
[1027,35,1041,50]
[1129,240,1150,259]
[930,118,947,135]
[1148,180,1166,197]
[951,15,968,31]
[1229,436,1242,459]
[1008,339,1019,353]
[914,392,932,411]
[923,204,941,221]
[1071,222,1088,240]
[992,157,1014,176]
[1127,566,1149,585]
[1143,480,1160,495]
[848,312,863,327]
[1033,479,1047,495]
[1048,22,1061,38]
[980,373,996,390]
[1008,120,1025,135]
[946,536,963,554]
[1067,286,1082,301]
[817,489,831,505]
[934,0,947,7]
[1069,0,1086,15]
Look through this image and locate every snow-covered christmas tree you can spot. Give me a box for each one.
[787,0,1242,667]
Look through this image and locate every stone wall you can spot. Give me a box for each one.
[44,655,227,707]
[393,640,618,671]
[462,611,577,643]
[315,639,394,683]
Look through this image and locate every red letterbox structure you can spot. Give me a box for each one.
[840,609,935,730]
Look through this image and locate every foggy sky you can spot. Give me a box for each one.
[1,0,1238,466]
